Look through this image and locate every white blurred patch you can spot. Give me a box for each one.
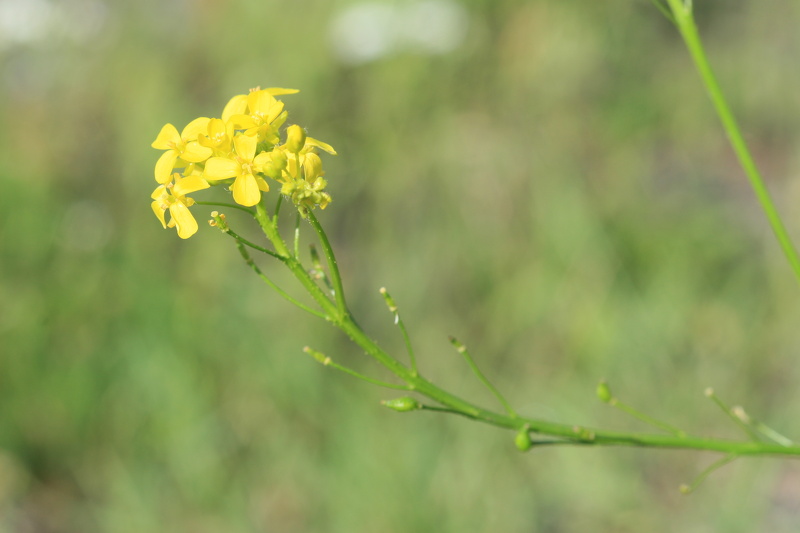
[60,200,113,252]
[0,0,108,49]
[329,0,469,65]
[0,0,54,46]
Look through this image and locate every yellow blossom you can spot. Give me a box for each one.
[221,87,299,122]
[285,124,307,154]
[198,118,235,156]
[203,133,271,207]
[151,118,213,184]
[226,89,290,145]
[151,173,210,239]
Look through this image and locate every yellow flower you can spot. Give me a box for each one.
[203,133,271,207]
[221,87,299,122]
[225,89,291,145]
[151,173,210,239]
[151,118,213,184]
[198,118,235,156]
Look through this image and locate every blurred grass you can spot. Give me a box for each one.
[2,0,800,531]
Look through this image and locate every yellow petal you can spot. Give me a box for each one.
[305,137,337,155]
[222,94,248,122]
[150,184,168,200]
[303,152,323,180]
[169,201,199,239]
[208,118,231,141]
[255,176,270,192]
[151,200,168,228]
[181,117,211,141]
[181,141,213,162]
[265,87,299,95]
[152,123,181,149]
[203,157,240,180]
[173,175,210,196]
[247,89,278,115]
[154,150,179,183]
[234,133,258,161]
[232,173,261,206]
[229,113,256,130]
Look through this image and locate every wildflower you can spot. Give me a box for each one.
[151,173,210,239]
[198,118,234,156]
[225,89,291,145]
[151,118,213,184]
[221,87,299,122]
[203,133,272,207]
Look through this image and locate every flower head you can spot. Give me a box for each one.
[203,133,272,207]
[151,173,210,239]
[151,118,213,183]
[149,86,338,238]
[225,88,294,145]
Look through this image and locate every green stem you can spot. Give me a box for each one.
[306,210,349,315]
[233,239,327,319]
[379,288,418,376]
[304,346,411,390]
[449,336,517,418]
[680,453,739,494]
[666,0,800,285]
[610,398,686,437]
[254,204,339,319]
[336,309,800,456]
[705,388,761,442]
[247,204,800,458]
[196,201,255,216]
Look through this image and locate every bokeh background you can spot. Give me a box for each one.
[3,0,800,531]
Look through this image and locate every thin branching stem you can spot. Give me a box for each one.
[304,347,411,390]
[196,201,255,216]
[705,389,761,442]
[680,454,739,494]
[610,398,686,437]
[379,288,418,376]
[666,0,800,285]
[306,210,349,316]
[234,240,327,319]
[449,336,516,418]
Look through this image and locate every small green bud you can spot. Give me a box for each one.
[381,397,420,412]
[596,381,613,403]
[286,124,307,154]
[515,426,533,452]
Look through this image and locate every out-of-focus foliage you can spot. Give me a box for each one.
[2,0,800,531]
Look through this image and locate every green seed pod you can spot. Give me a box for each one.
[515,426,532,452]
[381,397,420,412]
[596,381,613,404]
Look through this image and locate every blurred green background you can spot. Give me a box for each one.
[2,0,800,531]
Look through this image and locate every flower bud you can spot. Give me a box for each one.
[285,124,307,154]
[515,426,533,452]
[381,397,420,412]
[596,381,613,404]
[262,149,289,179]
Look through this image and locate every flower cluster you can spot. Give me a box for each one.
[150,87,336,238]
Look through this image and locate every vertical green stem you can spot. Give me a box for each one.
[666,0,800,284]
[306,210,349,315]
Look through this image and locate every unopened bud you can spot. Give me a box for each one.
[286,124,307,154]
[596,381,613,403]
[515,426,533,452]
